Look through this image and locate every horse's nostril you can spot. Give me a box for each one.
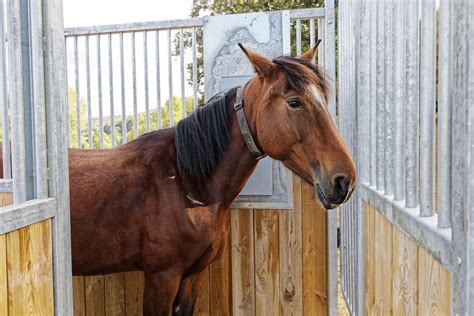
[334,175,350,195]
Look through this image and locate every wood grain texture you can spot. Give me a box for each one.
[231,209,255,316]
[194,267,210,316]
[392,225,418,316]
[364,202,375,315]
[0,233,7,316]
[124,271,144,316]
[85,275,106,315]
[254,210,280,316]
[374,209,392,315]
[0,191,11,315]
[105,272,126,315]
[6,220,54,315]
[279,175,303,316]
[301,180,327,316]
[418,247,451,315]
[73,276,86,316]
[209,231,232,316]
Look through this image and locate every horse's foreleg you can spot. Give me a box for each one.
[143,270,181,316]
[172,270,207,316]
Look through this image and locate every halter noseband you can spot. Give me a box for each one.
[233,86,267,160]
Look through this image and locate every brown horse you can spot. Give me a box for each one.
[68,44,356,315]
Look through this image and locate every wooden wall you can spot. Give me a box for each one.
[72,176,330,315]
[364,202,451,315]
[0,192,55,315]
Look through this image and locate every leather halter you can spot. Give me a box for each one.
[233,86,267,160]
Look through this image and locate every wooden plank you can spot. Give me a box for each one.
[374,209,392,314]
[6,220,54,315]
[124,271,144,316]
[301,180,327,315]
[73,276,86,316]
[0,192,11,316]
[194,267,210,316]
[418,247,451,315]
[231,208,255,316]
[254,209,280,316]
[85,275,106,315]
[105,272,126,315]
[279,175,303,315]
[209,230,232,315]
[392,226,418,315]
[364,202,375,315]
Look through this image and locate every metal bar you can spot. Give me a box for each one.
[383,0,394,196]
[405,0,420,208]
[120,33,127,144]
[437,0,452,228]
[296,19,302,56]
[325,0,337,123]
[144,31,150,132]
[74,36,81,148]
[317,18,325,68]
[43,0,74,312]
[289,8,326,19]
[180,28,186,119]
[0,179,12,192]
[369,0,376,187]
[0,0,11,179]
[65,17,204,36]
[309,18,315,49]
[168,29,173,127]
[132,32,138,137]
[393,0,405,201]
[86,35,93,148]
[419,0,436,217]
[375,0,385,191]
[156,30,162,129]
[108,33,115,147]
[192,27,198,110]
[97,35,104,148]
[30,0,48,199]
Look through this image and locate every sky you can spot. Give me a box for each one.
[63,0,193,27]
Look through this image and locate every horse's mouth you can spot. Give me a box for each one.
[315,183,338,209]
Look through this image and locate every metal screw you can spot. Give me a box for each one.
[328,19,333,25]
[204,18,209,23]
[456,257,462,266]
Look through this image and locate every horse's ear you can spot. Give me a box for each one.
[238,43,276,78]
[301,39,322,63]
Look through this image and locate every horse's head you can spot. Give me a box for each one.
[240,44,356,209]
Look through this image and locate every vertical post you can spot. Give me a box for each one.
[108,33,115,147]
[419,0,436,217]
[369,0,376,187]
[43,0,73,313]
[192,27,198,111]
[132,31,138,137]
[144,31,150,131]
[156,30,162,129]
[167,29,173,127]
[296,19,302,56]
[404,0,420,208]
[437,0,452,228]
[74,37,81,149]
[86,36,93,148]
[97,35,104,148]
[325,0,336,119]
[120,33,127,143]
[0,0,11,179]
[393,0,406,201]
[375,0,385,191]
[179,28,186,119]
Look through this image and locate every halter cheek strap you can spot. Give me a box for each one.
[233,87,267,160]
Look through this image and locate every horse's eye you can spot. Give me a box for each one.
[287,99,304,109]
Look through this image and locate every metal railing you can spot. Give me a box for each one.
[338,0,474,314]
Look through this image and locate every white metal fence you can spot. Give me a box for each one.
[338,0,474,314]
[0,0,73,313]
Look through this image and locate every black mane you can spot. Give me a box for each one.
[175,88,236,181]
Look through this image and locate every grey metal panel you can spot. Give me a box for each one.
[437,0,453,228]
[419,0,436,217]
[0,179,12,192]
[369,0,376,187]
[375,0,385,192]
[0,198,56,234]
[43,0,74,312]
[64,18,204,36]
[325,0,336,120]
[289,8,325,19]
[204,11,293,209]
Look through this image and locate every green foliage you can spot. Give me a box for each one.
[68,90,195,149]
